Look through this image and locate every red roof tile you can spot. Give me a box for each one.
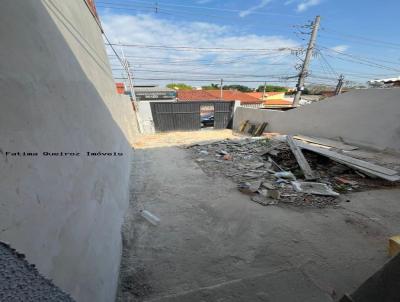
[177,90,262,104]
[176,90,216,101]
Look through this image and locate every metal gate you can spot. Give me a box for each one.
[214,102,234,129]
[150,101,234,132]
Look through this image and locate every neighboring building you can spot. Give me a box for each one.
[135,86,177,102]
[115,82,125,94]
[245,92,294,109]
[369,76,400,87]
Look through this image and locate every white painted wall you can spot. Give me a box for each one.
[0,1,137,301]
[233,89,400,153]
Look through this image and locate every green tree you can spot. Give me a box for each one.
[166,83,193,90]
[256,85,288,92]
[202,83,220,90]
[222,84,252,92]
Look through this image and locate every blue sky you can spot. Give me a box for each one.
[96,0,400,88]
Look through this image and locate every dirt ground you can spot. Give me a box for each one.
[118,133,400,302]
[132,129,239,149]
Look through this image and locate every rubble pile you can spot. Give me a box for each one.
[188,138,397,208]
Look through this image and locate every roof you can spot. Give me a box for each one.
[245,92,285,99]
[369,76,400,84]
[176,90,218,101]
[177,90,262,104]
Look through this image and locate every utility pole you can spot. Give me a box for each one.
[335,74,344,95]
[293,15,321,107]
[262,81,267,100]
[220,78,224,100]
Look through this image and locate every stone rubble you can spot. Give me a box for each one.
[187,137,399,208]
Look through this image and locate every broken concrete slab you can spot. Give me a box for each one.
[274,171,296,180]
[261,181,276,190]
[237,181,262,195]
[292,181,339,197]
[187,136,399,208]
[287,135,317,180]
[293,135,359,151]
[267,189,281,200]
[296,141,400,181]
[251,195,278,206]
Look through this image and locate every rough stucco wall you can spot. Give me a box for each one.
[0,1,137,301]
[233,89,400,152]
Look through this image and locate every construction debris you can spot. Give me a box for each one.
[292,181,339,197]
[287,135,317,180]
[187,135,400,208]
[293,135,359,151]
[296,140,400,181]
[274,171,296,180]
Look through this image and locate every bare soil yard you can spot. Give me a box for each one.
[119,132,400,301]
[132,130,238,149]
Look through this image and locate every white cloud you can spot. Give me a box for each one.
[296,0,321,12]
[101,13,299,87]
[239,0,273,18]
[331,45,349,53]
[284,0,297,5]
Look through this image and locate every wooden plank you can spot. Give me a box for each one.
[287,135,317,180]
[294,135,358,151]
[254,122,268,136]
[297,141,400,178]
[332,158,400,182]
[239,120,249,132]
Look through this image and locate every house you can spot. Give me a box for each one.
[116,82,125,94]
[369,76,400,87]
[134,86,176,102]
[245,92,294,109]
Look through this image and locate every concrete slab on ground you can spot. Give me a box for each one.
[118,147,400,302]
[132,130,239,149]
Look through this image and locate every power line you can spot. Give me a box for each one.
[96,0,302,18]
[317,51,338,77]
[318,46,400,72]
[317,44,400,66]
[106,52,293,64]
[110,61,287,67]
[113,77,298,83]
[106,43,300,53]
[111,68,296,78]
[321,27,400,49]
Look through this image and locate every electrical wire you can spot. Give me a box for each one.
[113,77,297,83]
[105,43,300,53]
[111,68,296,78]
[321,27,400,49]
[96,0,302,18]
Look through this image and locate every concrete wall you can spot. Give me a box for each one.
[233,89,400,153]
[0,1,137,301]
[137,101,156,134]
